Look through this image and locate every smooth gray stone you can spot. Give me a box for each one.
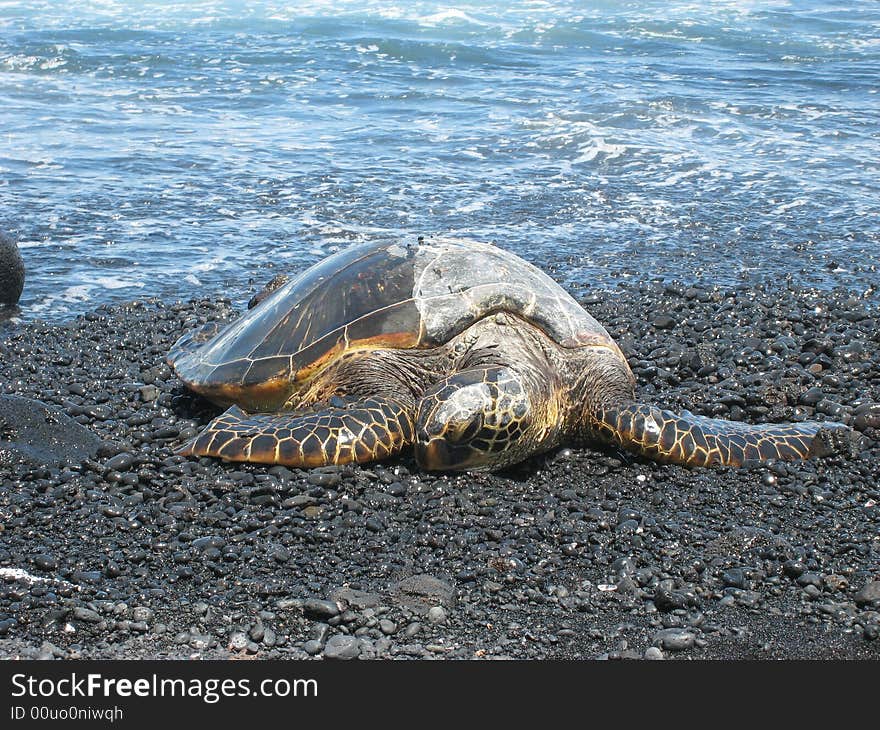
[0,395,104,467]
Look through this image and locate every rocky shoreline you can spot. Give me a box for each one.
[1,280,878,660]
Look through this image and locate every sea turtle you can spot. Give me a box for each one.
[167,237,849,471]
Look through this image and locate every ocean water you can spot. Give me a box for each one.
[1,0,878,320]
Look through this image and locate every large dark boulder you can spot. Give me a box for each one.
[0,231,25,306]
[0,395,104,467]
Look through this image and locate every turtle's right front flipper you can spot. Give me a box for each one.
[178,397,414,467]
[591,403,850,467]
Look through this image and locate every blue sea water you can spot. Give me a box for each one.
[1,0,878,320]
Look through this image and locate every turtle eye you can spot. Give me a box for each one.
[454,413,484,443]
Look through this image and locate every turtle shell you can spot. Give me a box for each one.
[168,237,619,410]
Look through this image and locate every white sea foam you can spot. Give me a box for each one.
[29,279,141,315]
[419,8,489,27]
[451,199,486,214]
[94,276,144,290]
[773,199,807,214]
[525,113,627,164]
[573,138,626,164]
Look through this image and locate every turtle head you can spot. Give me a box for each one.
[414,367,539,471]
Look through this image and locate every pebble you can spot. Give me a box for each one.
[387,481,407,497]
[852,404,880,431]
[323,635,361,660]
[392,574,455,610]
[103,452,135,472]
[379,619,398,635]
[307,471,341,488]
[799,387,824,406]
[309,623,331,644]
[616,576,639,595]
[139,385,160,402]
[653,588,696,612]
[229,631,248,651]
[0,619,18,635]
[303,640,323,656]
[84,404,113,421]
[189,634,214,651]
[72,607,101,624]
[854,582,880,607]
[796,572,822,588]
[426,606,447,625]
[33,554,58,571]
[611,556,636,576]
[303,598,340,619]
[721,568,747,589]
[615,519,639,534]
[36,641,61,661]
[331,587,382,609]
[653,629,696,652]
[652,314,676,329]
[268,545,291,563]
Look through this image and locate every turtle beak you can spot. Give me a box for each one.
[415,437,486,472]
[414,438,449,471]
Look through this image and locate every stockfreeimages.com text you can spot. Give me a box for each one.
[10,673,317,704]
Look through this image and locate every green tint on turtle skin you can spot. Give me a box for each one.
[168,237,852,472]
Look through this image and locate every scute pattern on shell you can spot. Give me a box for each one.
[167,238,618,410]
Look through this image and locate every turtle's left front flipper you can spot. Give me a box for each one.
[591,403,850,467]
[177,396,414,467]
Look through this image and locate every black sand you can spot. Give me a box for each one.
[1,280,878,660]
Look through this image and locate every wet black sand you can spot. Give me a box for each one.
[1,280,878,660]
